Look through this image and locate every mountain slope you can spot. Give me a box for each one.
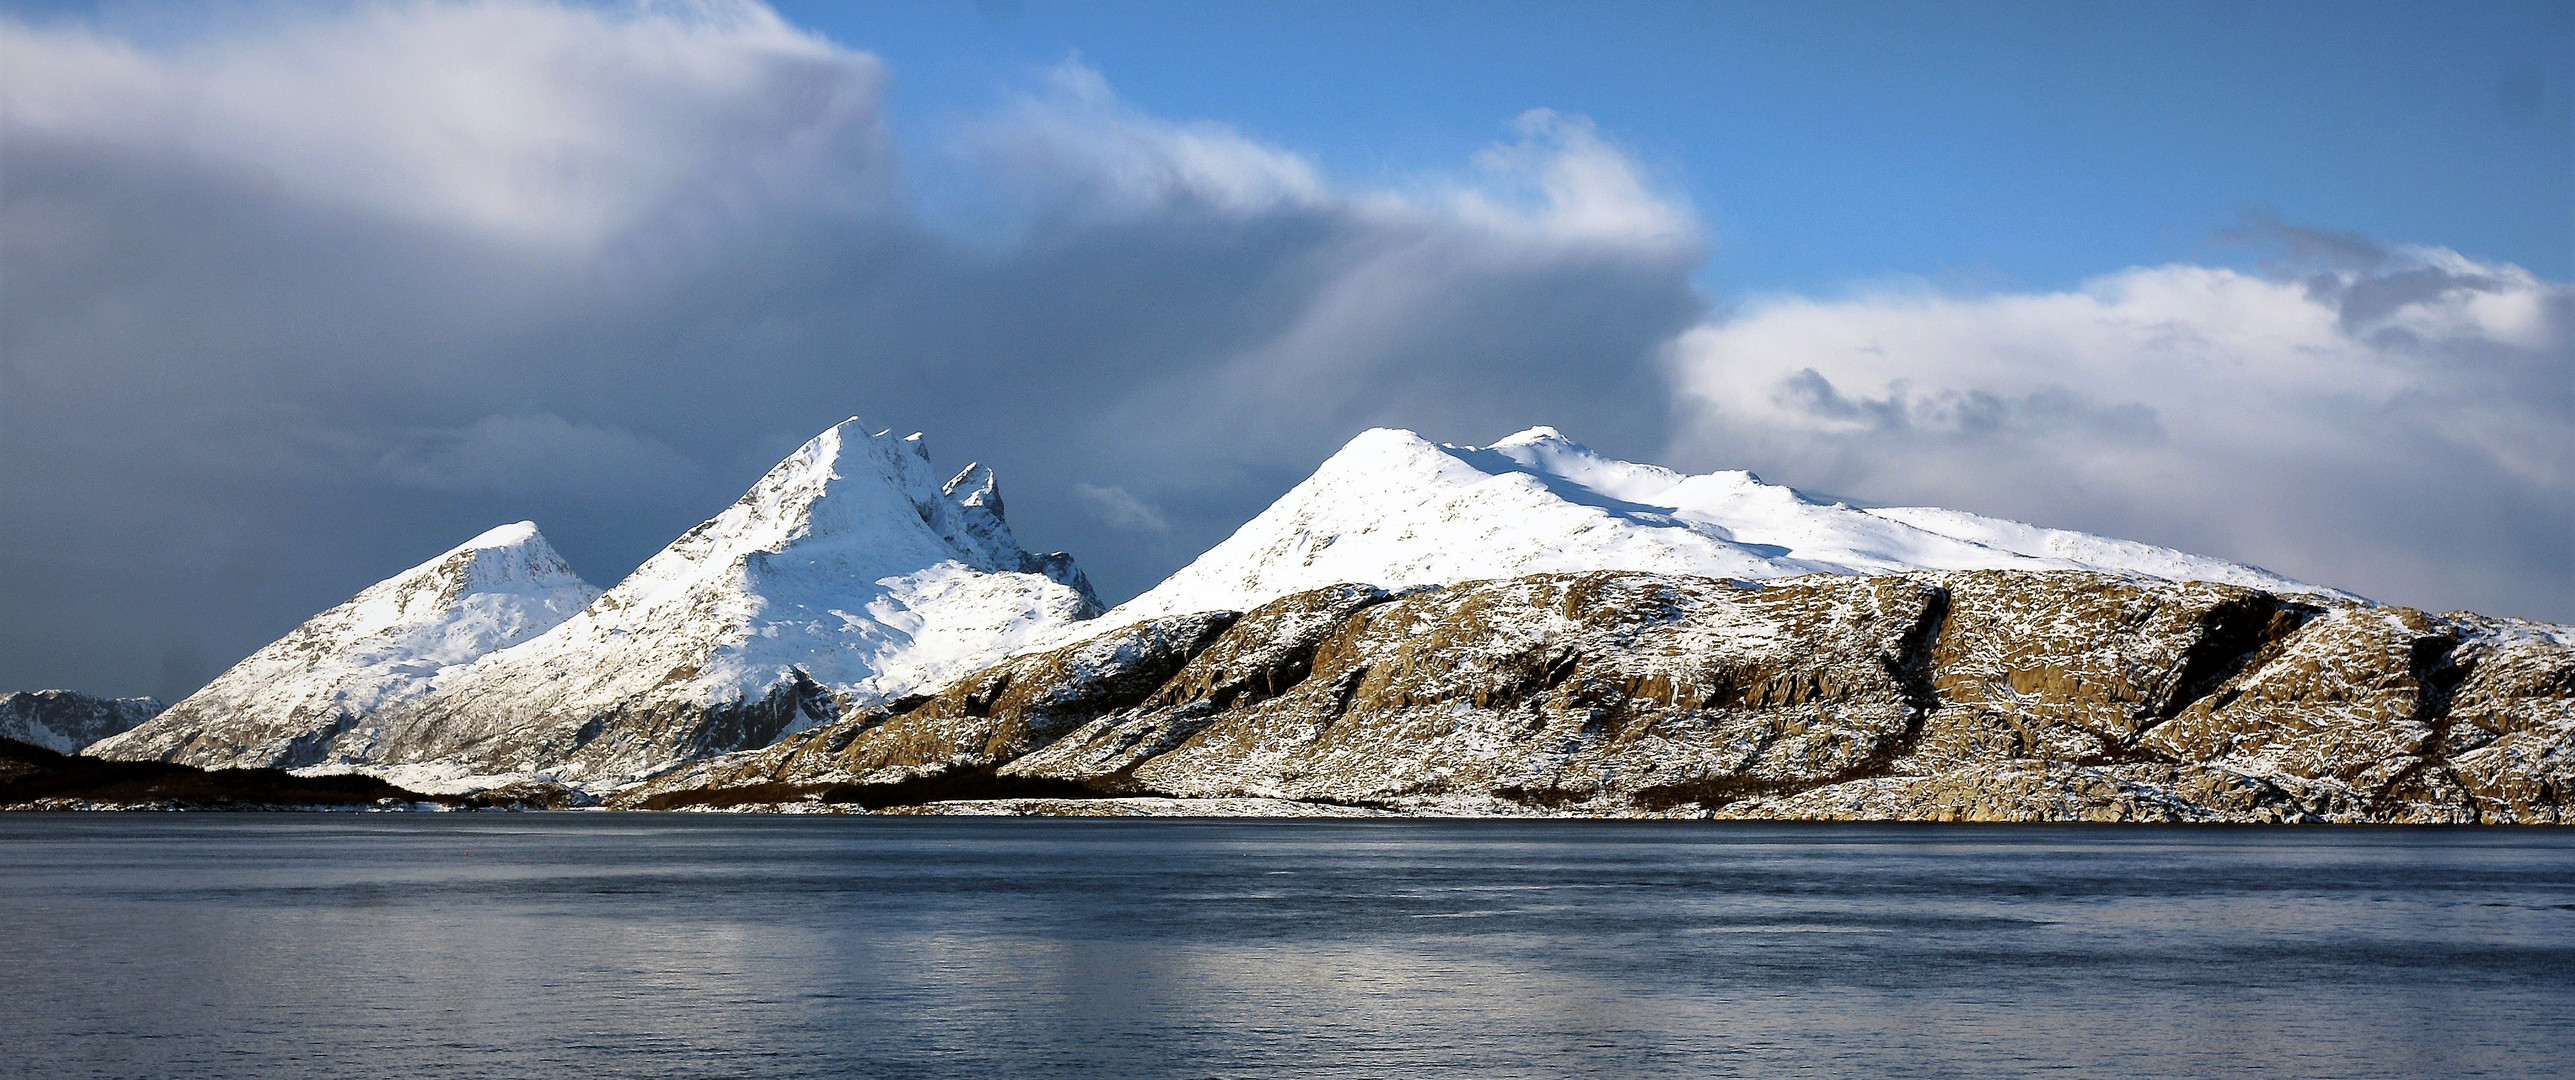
[633,570,2575,823]
[90,522,600,768]
[344,419,1102,784]
[0,691,163,753]
[1110,426,2334,624]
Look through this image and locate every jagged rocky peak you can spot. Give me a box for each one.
[0,691,164,754]
[87,522,601,769]
[621,421,1095,613]
[1109,424,2334,623]
[940,460,1099,602]
[311,418,1106,787]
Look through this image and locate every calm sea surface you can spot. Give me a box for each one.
[2,816,2569,1079]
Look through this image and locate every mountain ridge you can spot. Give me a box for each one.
[1105,426,2336,627]
[74,420,2570,818]
[297,419,1102,787]
[631,569,2575,823]
[1,691,164,754]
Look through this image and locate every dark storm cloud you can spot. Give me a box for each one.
[12,2,2561,702]
[0,2,1704,697]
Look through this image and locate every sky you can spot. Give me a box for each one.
[2,0,2569,702]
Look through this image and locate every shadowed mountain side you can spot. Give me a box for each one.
[0,737,574,810]
[0,691,164,753]
[623,570,2575,823]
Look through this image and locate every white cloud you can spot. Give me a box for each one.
[1450,109,1699,249]
[960,60,1332,221]
[969,69,1705,473]
[10,0,2564,704]
[3,1,1713,698]
[962,64,1697,253]
[0,0,889,245]
[1665,246,2574,615]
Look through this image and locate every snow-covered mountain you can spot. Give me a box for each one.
[91,522,601,768]
[1,691,164,753]
[87,418,2359,796]
[334,419,1103,785]
[1109,426,2335,624]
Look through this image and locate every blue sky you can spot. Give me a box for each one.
[762,0,2572,295]
[3,0,2570,698]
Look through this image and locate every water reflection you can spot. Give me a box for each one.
[2,817,2568,1079]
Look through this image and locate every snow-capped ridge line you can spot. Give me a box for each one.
[86,416,1105,789]
[89,417,2366,799]
[288,416,1104,786]
[1107,424,2343,625]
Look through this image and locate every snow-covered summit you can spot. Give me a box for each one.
[1109,426,2335,623]
[90,521,601,767]
[339,419,1104,784]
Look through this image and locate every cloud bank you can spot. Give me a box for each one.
[1,1,2563,702]
[0,0,1704,698]
[1665,236,2572,619]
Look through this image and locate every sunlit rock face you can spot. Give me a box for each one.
[635,570,2573,823]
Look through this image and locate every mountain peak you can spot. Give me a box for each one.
[420,521,589,601]
[1491,425,1571,447]
[944,462,998,507]
[462,520,538,548]
[1109,424,2338,624]
[266,418,1107,784]
[90,521,603,769]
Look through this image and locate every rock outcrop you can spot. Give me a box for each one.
[0,691,163,753]
[629,570,2574,823]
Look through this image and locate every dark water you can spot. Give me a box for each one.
[2,817,2570,1079]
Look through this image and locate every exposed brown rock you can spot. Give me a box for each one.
[620,570,2575,823]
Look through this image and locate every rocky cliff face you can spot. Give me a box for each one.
[630,570,2574,823]
[0,691,164,754]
